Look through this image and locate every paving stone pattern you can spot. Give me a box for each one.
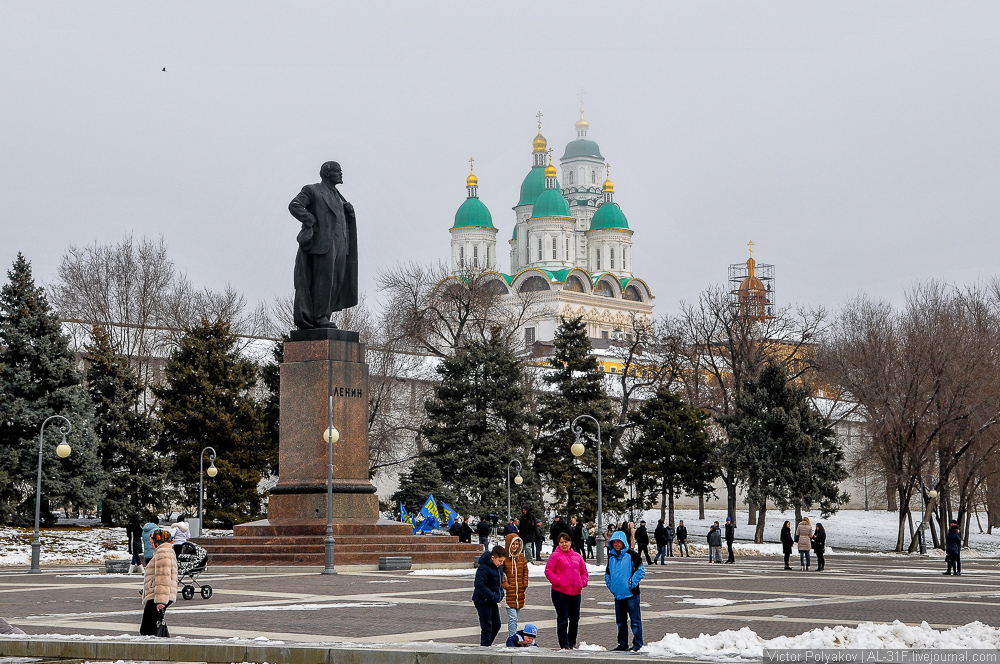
[1,554,998,648]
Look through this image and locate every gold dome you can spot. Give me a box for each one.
[466,169,478,187]
[544,153,557,178]
[576,117,590,130]
[533,131,547,153]
[602,164,613,192]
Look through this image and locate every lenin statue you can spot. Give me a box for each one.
[288,161,358,329]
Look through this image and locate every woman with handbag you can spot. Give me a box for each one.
[140,529,177,637]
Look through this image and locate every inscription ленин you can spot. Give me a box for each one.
[332,386,364,399]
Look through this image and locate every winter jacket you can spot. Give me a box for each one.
[811,528,826,553]
[946,528,962,556]
[172,522,190,546]
[666,526,675,542]
[724,522,735,542]
[572,522,584,546]
[780,524,793,553]
[472,550,503,604]
[796,522,813,551]
[545,545,588,596]
[708,527,722,547]
[520,514,535,542]
[460,522,473,543]
[653,523,667,546]
[533,523,544,544]
[604,531,645,600]
[506,630,539,647]
[635,525,650,547]
[676,525,687,541]
[502,534,529,609]
[549,519,571,544]
[449,521,461,537]
[476,520,492,538]
[141,522,158,560]
[143,543,178,605]
[126,522,143,555]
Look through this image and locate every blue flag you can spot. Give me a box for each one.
[440,502,457,527]
[415,515,439,534]
[420,494,440,521]
[400,503,415,531]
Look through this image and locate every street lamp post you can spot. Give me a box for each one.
[571,414,604,566]
[30,415,72,574]
[199,447,217,535]
[506,459,522,521]
[322,396,340,575]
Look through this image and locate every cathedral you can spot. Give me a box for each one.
[448,111,654,345]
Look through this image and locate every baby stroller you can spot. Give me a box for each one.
[176,542,212,600]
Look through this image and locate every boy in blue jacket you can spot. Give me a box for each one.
[604,531,645,651]
[472,545,508,646]
[505,623,539,647]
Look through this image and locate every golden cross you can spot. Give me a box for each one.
[547,147,553,164]
[606,163,611,180]
[578,88,586,115]
[747,240,754,257]
[536,111,543,130]
[469,156,474,173]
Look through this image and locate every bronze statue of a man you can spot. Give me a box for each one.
[288,161,358,329]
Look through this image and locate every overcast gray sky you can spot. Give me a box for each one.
[2,2,997,317]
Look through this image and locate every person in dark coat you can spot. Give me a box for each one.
[571,517,585,554]
[653,519,667,565]
[676,520,689,557]
[811,523,827,571]
[126,516,144,574]
[533,520,544,561]
[945,524,962,575]
[665,523,675,557]
[472,546,508,646]
[460,518,473,544]
[550,516,571,549]
[780,521,794,570]
[635,521,652,565]
[519,509,535,548]
[476,516,492,552]
[450,518,463,539]
[724,517,736,563]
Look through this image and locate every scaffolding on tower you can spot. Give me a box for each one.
[728,256,775,321]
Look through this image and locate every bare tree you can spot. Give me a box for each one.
[377,261,543,357]
[675,285,827,523]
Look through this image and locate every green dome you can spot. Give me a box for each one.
[562,139,603,160]
[518,166,559,206]
[530,188,571,219]
[590,202,628,230]
[453,196,494,228]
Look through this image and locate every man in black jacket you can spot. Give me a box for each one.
[676,520,689,557]
[724,517,736,564]
[549,516,570,549]
[449,518,462,539]
[653,519,667,565]
[635,520,652,565]
[460,518,473,543]
[476,516,492,552]
[533,519,544,561]
[571,517,585,555]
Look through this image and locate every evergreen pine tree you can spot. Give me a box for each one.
[724,363,849,541]
[535,317,619,519]
[421,333,541,518]
[153,320,269,526]
[85,325,171,524]
[628,386,717,526]
[0,254,103,525]
[259,338,284,477]
[390,457,454,519]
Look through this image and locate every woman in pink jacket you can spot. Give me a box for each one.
[545,532,589,649]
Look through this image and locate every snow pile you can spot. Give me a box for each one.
[0,527,132,566]
[677,598,736,607]
[644,621,1000,660]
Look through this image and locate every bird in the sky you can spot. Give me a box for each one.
[162,68,166,72]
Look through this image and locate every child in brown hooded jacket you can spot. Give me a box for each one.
[502,532,529,640]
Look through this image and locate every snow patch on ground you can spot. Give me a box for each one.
[644,621,1000,660]
[677,598,737,607]
[642,508,1000,557]
[576,641,605,651]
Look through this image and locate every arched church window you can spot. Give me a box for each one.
[591,171,596,183]
[624,285,643,301]
[565,238,570,260]
[459,246,464,267]
[473,245,478,268]
[568,171,574,185]
[595,280,614,298]
[610,248,615,269]
[538,238,543,262]
[623,249,627,271]
[552,237,557,260]
[596,249,601,271]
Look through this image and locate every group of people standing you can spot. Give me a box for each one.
[780,518,827,571]
[472,529,647,651]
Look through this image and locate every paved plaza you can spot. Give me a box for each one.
[2,553,999,648]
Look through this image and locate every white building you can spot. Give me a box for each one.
[450,111,654,344]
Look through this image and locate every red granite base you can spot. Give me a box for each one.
[194,519,483,566]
